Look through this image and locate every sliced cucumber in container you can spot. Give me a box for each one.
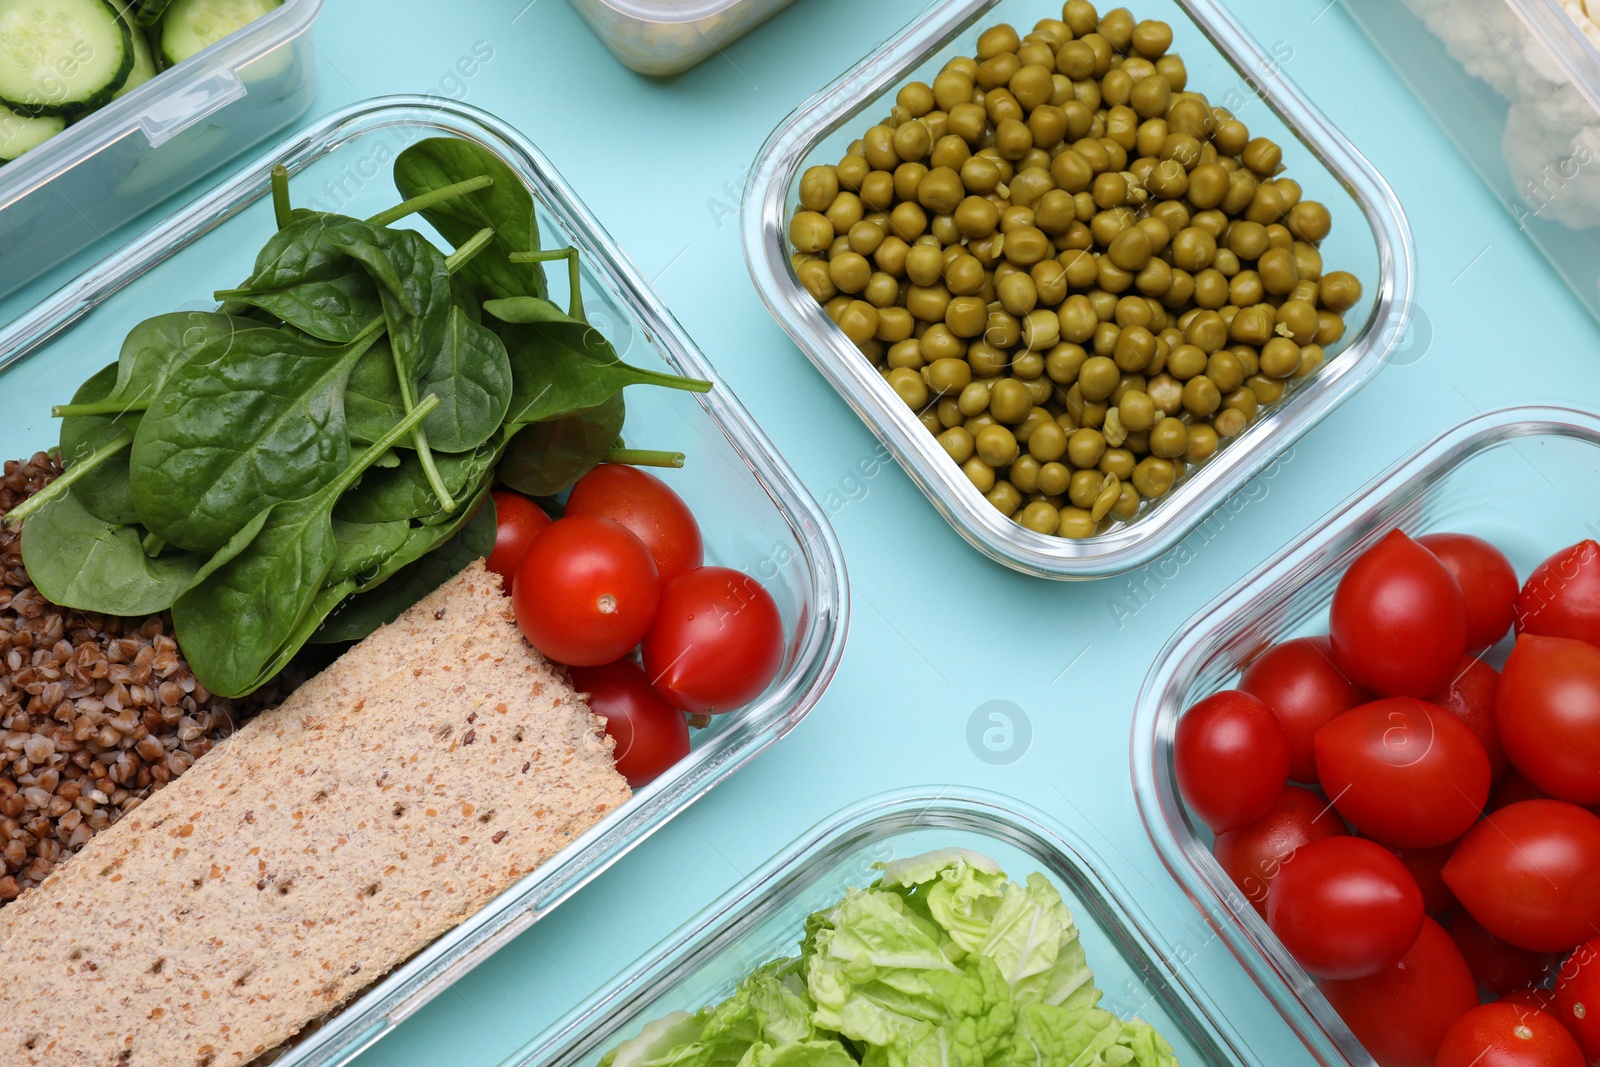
[111,0,156,97]
[159,0,282,67]
[0,0,134,116]
[0,102,65,161]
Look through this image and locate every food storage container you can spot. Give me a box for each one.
[566,0,798,76]
[0,94,848,1067]
[1130,404,1600,1066]
[0,0,323,301]
[744,0,1414,580]
[1346,0,1600,325]
[492,788,1259,1067]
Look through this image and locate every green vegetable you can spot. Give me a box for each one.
[0,0,133,116]
[417,305,513,453]
[20,490,203,617]
[496,393,624,498]
[215,213,384,343]
[170,394,438,698]
[130,325,381,553]
[58,363,140,526]
[598,851,1181,1067]
[333,444,495,525]
[391,137,549,301]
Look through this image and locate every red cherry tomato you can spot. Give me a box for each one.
[1450,911,1561,995]
[1330,530,1470,697]
[642,567,783,714]
[1500,988,1561,1018]
[485,490,552,594]
[1498,635,1600,805]
[1516,540,1600,649]
[565,464,704,587]
[1313,698,1490,848]
[568,659,691,787]
[1383,838,1460,916]
[511,517,661,667]
[1419,532,1519,652]
[1241,636,1369,783]
[1267,836,1424,980]
[1213,785,1349,917]
[1554,937,1600,1063]
[1318,917,1479,1067]
[1435,1003,1587,1067]
[1174,689,1291,834]
[1443,800,1600,954]
[1430,656,1508,783]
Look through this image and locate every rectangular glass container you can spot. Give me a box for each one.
[1130,404,1600,1066]
[0,95,848,1067]
[0,0,324,301]
[743,0,1414,579]
[565,0,799,76]
[1345,0,1600,325]
[493,788,1261,1067]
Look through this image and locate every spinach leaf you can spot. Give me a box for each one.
[344,337,406,446]
[215,213,384,343]
[312,489,496,645]
[326,518,411,585]
[333,443,496,524]
[392,137,547,301]
[19,491,204,617]
[451,275,482,324]
[170,395,437,698]
[130,327,379,554]
[485,296,711,428]
[59,363,140,526]
[497,393,625,497]
[419,305,513,453]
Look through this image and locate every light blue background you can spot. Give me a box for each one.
[12,0,1600,1063]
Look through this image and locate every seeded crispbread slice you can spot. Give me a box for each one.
[0,561,630,1066]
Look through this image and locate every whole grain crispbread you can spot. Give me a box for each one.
[0,561,630,1065]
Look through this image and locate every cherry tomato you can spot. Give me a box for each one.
[1175,689,1291,834]
[1516,540,1600,649]
[568,659,691,787]
[1554,937,1600,1063]
[1498,635,1600,806]
[642,567,783,714]
[1313,698,1490,848]
[1435,1003,1586,1067]
[1213,785,1349,917]
[1443,800,1600,954]
[1450,911,1562,995]
[1318,917,1479,1067]
[1266,836,1424,979]
[484,490,552,594]
[1383,837,1460,916]
[1330,530,1469,697]
[1241,636,1369,783]
[512,517,661,667]
[1430,655,1508,783]
[1500,988,1561,1018]
[565,464,704,587]
[1420,532,1519,651]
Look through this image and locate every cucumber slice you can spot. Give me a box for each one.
[0,102,66,160]
[0,0,134,116]
[158,0,282,67]
[133,0,172,29]
[110,0,156,97]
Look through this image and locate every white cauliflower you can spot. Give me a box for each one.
[1402,0,1600,228]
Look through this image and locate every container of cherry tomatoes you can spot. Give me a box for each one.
[1132,404,1600,1067]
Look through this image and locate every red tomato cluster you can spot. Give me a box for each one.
[1174,532,1600,1066]
[485,465,785,787]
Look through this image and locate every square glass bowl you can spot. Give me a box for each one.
[1130,404,1600,1066]
[1345,0,1600,325]
[491,788,1259,1067]
[0,0,323,301]
[0,94,848,1067]
[743,0,1414,579]
[566,0,799,76]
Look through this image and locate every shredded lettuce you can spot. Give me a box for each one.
[597,851,1180,1067]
